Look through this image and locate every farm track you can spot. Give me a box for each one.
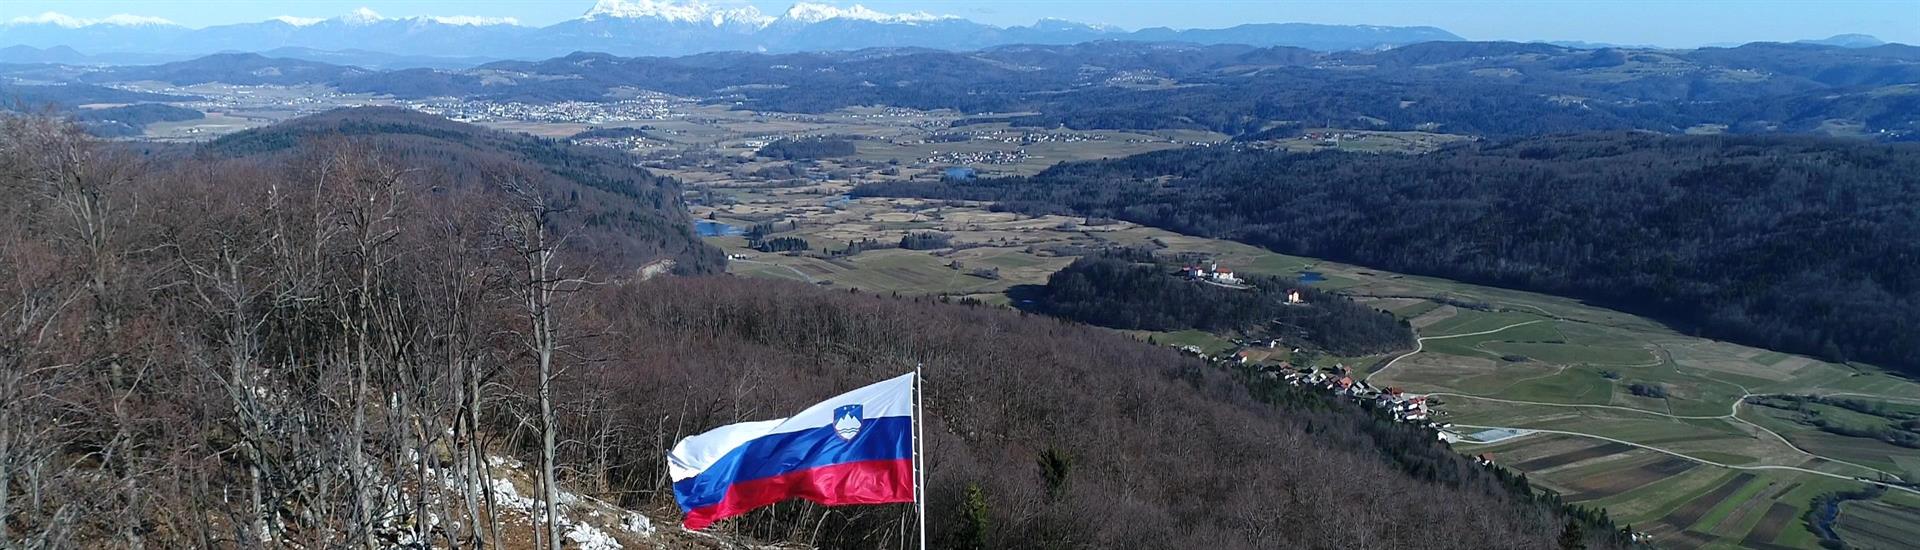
[1455,423,1920,497]
[1376,311,1919,500]
[729,258,819,283]
[1439,390,1911,483]
[1364,319,1545,383]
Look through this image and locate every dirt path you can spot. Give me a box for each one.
[1364,320,1545,383]
[729,259,818,283]
[1363,301,1915,493]
[1454,423,1920,497]
[1429,393,1731,420]
[1436,390,1908,482]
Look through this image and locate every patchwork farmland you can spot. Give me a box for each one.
[1836,497,1920,550]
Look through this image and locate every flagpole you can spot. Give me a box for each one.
[914,362,928,550]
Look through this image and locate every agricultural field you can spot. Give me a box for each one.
[848,122,1221,177]
[1836,498,1920,550]
[1334,259,1920,548]
[1457,432,1875,549]
[699,192,1102,295]
[666,106,1920,549]
[578,104,1230,178]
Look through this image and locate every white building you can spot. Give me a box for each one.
[1183,262,1241,284]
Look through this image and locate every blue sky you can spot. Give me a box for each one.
[4,0,1915,47]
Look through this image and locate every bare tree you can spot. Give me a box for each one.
[0,111,150,549]
[0,177,86,549]
[301,141,413,549]
[495,174,590,550]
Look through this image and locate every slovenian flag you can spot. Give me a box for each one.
[670,373,917,530]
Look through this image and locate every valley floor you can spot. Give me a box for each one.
[703,187,1920,550]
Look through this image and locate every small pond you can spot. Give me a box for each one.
[695,219,744,237]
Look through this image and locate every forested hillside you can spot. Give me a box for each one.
[0,81,195,106]
[0,110,1630,548]
[203,106,723,274]
[856,133,1920,375]
[1041,256,1415,356]
[581,277,1619,549]
[80,52,372,86]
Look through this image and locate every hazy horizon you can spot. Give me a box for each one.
[3,0,1916,49]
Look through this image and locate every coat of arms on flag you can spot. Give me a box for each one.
[833,405,864,441]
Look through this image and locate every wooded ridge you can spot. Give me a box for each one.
[857,132,1920,376]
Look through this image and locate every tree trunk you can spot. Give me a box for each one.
[536,274,562,550]
[468,363,499,549]
[0,393,11,550]
[352,256,374,549]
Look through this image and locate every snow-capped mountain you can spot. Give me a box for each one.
[778,2,953,24]
[581,0,773,27]
[168,8,532,62]
[2,11,192,53]
[7,12,178,28]
[0,1,1466,65]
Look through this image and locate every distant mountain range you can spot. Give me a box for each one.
[23,38,1908,142]
[1796,33,1888,48]
[0,0,1462,64]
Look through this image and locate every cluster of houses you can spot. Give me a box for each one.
[572,134,658,153]
[1276,364,1455,435]
[1175,336,1281,363]
[1181,262,1243,285]
[921,149,1031,166]
[1295,131,1370,144]
[409,97,680,124]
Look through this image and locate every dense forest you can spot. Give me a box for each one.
[899,232,955,250]
[0,109,1632,548]
[857,133,1920,375]
[754,137,857,160]
[592,277,1624,549]
[1041,256,1415,356]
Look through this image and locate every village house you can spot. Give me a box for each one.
[1182,262,1242,285]
[1212,265,1239,284]
[1277,365,1447,432]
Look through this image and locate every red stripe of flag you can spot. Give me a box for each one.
[683,458,915,530]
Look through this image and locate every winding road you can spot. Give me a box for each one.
[1440,391,1908,482]
[1455,423,1920,498]
[1365,314,1915,494]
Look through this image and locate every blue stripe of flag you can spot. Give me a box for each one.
[673,416,914,510]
